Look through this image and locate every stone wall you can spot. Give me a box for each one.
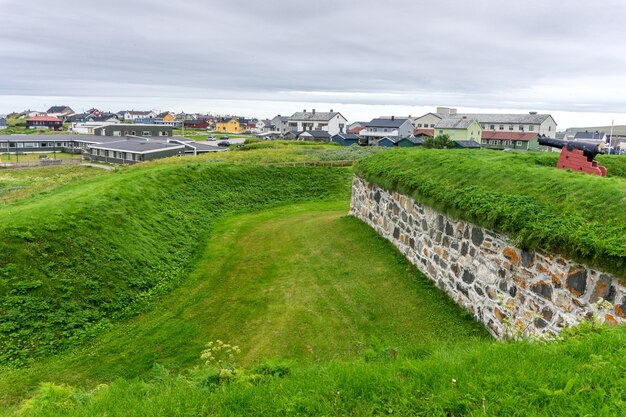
[349,176,626,338]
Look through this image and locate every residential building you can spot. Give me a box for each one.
[120,110,157,121]
[452,140,481,149]
[66,113,96,123]
[287,109,347,135]
[134,118,181,127]
[297,130,332,142]
[347,121,367,131]
[70,120,120,135]
[415,107,557,138]
[270,115,290,134]
[377,137,398,147]
[94,124,172,137]
[0,117,6,129]
[183,120,211,129]
[46,106,75,118]
[0,135,88,154]
[413,128,434,138]
[331,133,360,146]
[26,116,63,131]
[434,117,482,142]
[215,117,247,133]
[88,138,185,164]
[573,131,607,142]
[255,119,272,133]
[480,132,545,151]
[157,112,175,122]
[359,117,414,146]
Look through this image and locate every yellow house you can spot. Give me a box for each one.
[158,112,175,122]
[215,117,246,133]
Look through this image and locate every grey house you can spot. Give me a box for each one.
[94,124,173,137]
[88,138,185,164]
[0,117,6,129]
[298,130,332,142]
[360,117,414,146]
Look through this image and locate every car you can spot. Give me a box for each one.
[207,136,216,140]
[219,135,229,140]
[217,140,231,147]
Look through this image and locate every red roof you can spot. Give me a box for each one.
[481,131,538,142]
[27,116,62,122]
[413,128,435,137]
[347,126,364,134]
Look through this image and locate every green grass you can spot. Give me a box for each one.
[0,200,487,409]
[354,149,626,276]
[0,153,78,163]
[0,163,352,367]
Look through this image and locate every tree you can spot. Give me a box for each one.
[423,134,454,149]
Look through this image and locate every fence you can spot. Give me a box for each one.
[0,158,83,170]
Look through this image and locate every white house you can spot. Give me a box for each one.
[70,120,120,135]
[286,109,347,136]
[271,115,290,134]
[121,110,157,121]
[359,117,414,146]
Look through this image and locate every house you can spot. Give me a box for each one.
[573,131,607,142]
[347,121,367,131]
[298,130,332,142]
[120,110,157,121]
[359,117,414,146]
[255,119,273,133]
[87,138,186,164]
[157,112,175,122]
[452,140,481,149]
[66,113,96,123]
[0,117,6,130]
[331,133,360,146]
[397,137,425,147]
[70,120,120,135]
[282,130,300,140]
[377,137,398,147]
[19,110,46,118]
[270,115,290,134]
[164,138,223,156]
[0,135,85,154]
[183,120,211,129]
[215,117,247,133]
[26,116,63,131]
[347,126,364,135]
[481,132,544,151]
[434,117,482,142]
[93,124,172,137]
[135,118,180,127]
[46,106,75,118]
[415,107,557,138]
[287,109,347,135]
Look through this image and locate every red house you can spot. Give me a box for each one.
[26,116,63,131]
[183,120,211,129]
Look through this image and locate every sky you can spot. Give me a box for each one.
[1,0,625,129]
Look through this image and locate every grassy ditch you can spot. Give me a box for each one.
[0,163,352,366]
[354,149,626,277]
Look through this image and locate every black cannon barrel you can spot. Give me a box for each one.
[538,136,605,161]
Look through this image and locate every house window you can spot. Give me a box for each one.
[529,125,535,131]
[509,125,514,131]
[481,124,485,129]
[430,124,435,127]
[449,130,455,135]
[519,126,524,131]
[499,124,504,130]
[490,124,495,130]
[417,123,422,127]
[439,130,444,135]
[549,126,552,132]
[143,131,150,136]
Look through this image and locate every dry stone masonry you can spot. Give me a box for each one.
[349,176,626,338]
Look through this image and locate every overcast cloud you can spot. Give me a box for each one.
[1,0,625,126]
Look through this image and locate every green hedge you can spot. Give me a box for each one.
[353,149,626,277]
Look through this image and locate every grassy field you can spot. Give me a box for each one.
[0,153,78,163]
[354,149,626,276]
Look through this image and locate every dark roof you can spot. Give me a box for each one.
[398,137,424,144]
[453,140,481,148]
[89,138,185,153]
[299,130,331,139]
[47,106,73,113]
[289,111,343,122]
[332,133,360,141]
[574,131,606,140]
[366,118,410,128]
[377,136,398,144]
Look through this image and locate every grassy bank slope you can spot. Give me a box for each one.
[0,163,351,366]
[0,202,487,407]
[354,149,626,276]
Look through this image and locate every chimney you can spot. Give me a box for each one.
[330,109,334,113]
[462,116,467,119]
[450,108,457,115]
[312,109,316,114]
[391,115,395,121]
[303,109,307,113]
[529,111,537,115]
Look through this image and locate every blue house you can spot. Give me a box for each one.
[377,136,398,147]
[331,133,360,146]
[0,117,6,129]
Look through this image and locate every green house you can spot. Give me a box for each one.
[434,118,482,142]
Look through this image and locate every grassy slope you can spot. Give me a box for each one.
[0,163,352,366]
[354,149,626,276]
[0,201,487,409]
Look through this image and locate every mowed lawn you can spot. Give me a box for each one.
[0,201,488,406]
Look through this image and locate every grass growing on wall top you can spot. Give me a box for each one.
[353,149,626,276]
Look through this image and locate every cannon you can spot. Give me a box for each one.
[538,136,607,176]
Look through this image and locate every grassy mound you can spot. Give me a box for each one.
[0,163,351,366]
[354,149,626,276]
